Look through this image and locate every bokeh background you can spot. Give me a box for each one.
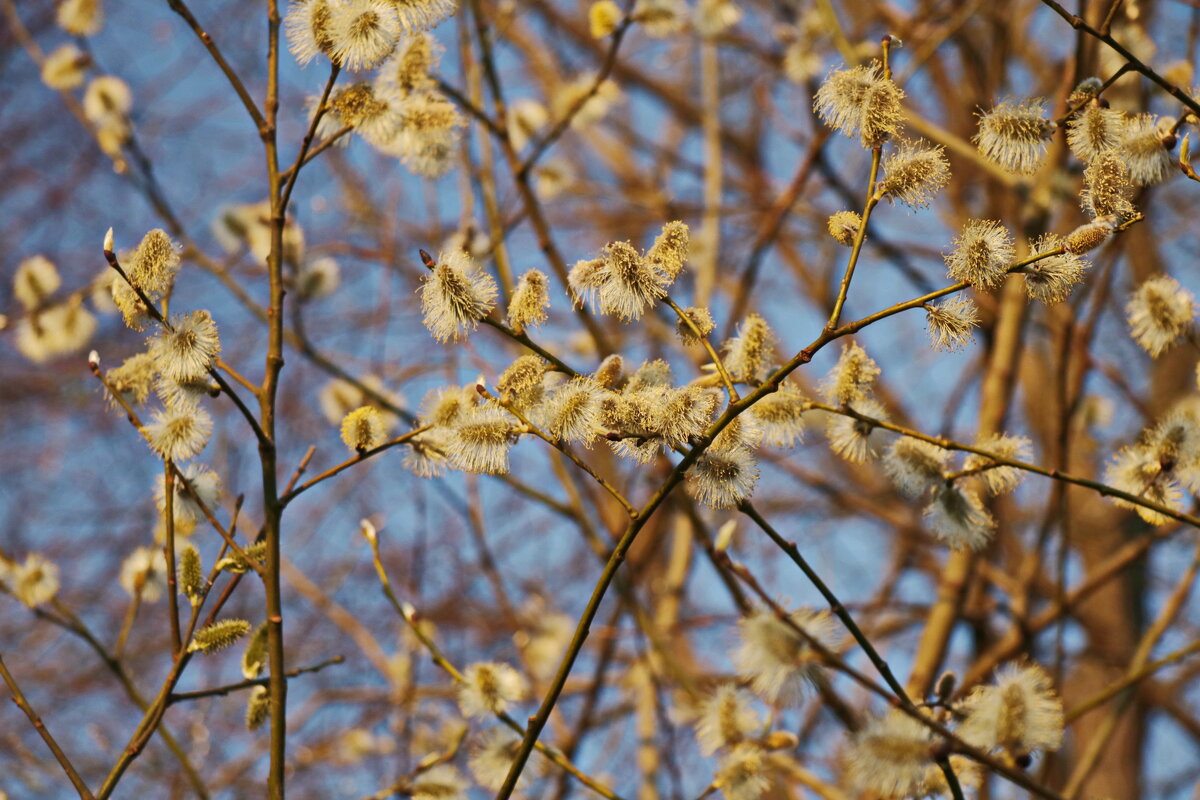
[3,0,1200,797]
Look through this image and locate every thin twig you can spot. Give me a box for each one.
[0,654,95,800]
[278,126,353,182]
[280,64,341,215]
[102,247,269,446]
[283,446,317,495]
[516,0,637,177]
[280,425,435,506]
[480,387,639,518]
[365,535,629,800]
[89,361,264,575]
[665,296,739,402]
[167,656,345,704]
[1039,0,1200,118]
[1065,638,1200,723]
[804,401,1200,530]
[164,464,183,654]
[825,148,883,331]
[165,0,269,134]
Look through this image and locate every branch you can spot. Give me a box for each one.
[479,387,639,518]
[280,425,435,507]
[89,359,264,576]
[804,401,1200,530]
[165,0,270,135]
[0,654,95,800]
[365,534,629,800]
[103,247,269,448]
[516,0,637,177]
[1038,0,1200,118]
[167,656,345,704]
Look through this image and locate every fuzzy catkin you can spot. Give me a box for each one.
[1063,219,1115,254]
[178,544,204,606]
[470,728,524,791]
[645,221,689,281]
[924,483,995,550]
[944,220,1014,290]
[107,352,157,407]
[687,447,759,509]
[964,433,1032,495]
[1081,150,1136,219]
[541,378,607,445]
[376,33,438,97]
[694,685,761,755]
[507,269,551,331]
[814,63,903,147]
[458,661,527,718]
[41,45,88,89]
[143,405,213,462]
[845,711,937,798]
[340,406,386,452]
[974,98,1054,174]
[924,296,978,351]
[598,240,667,320]
[825,398,888,463]
[1023,234,1089,302]
[715,744,771,800]
[448,406,513,474]
[13,256,61,310]
[328,1,401,71]
[748,385,807,447]
[733,609,839,705]
[823,342,880,406]
[589,1,622,37]
[1120,113,1175,186]
[285,0,336,66]
[215,541,269,574]
[245,686,270,731]
[410,765,469,800]
[1067,103,1126,163]
[959,662,1064,755]
[826,210,861,246]
[241,622,269,679]
[496,355,548,406]
[879,139,951,208]
[676,306,715,344]
[723,314,776,383]
[1126,275,1195,357]
[387,92,464,177]
[58,0,103,36]
[127,229,180,297]
[419,250,498,342]
[187,618,251,654]
[883,437,949,497]
[151,311,221,383]
[593,354,625,389]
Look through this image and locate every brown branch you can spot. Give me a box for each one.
[165,0,269,135]
[167,656,345,704]
[1038,0,1200,118]
[280,425,435,507]
[805,401,1200,530]
[89,361,264,576]
[103,247,269,447]
[516,0,637,177]
[280,64,341,216]
[0,654,95,800]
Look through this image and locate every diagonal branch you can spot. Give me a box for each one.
[0,654,95,800]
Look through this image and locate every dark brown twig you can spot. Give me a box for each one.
[0,654,95,799]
